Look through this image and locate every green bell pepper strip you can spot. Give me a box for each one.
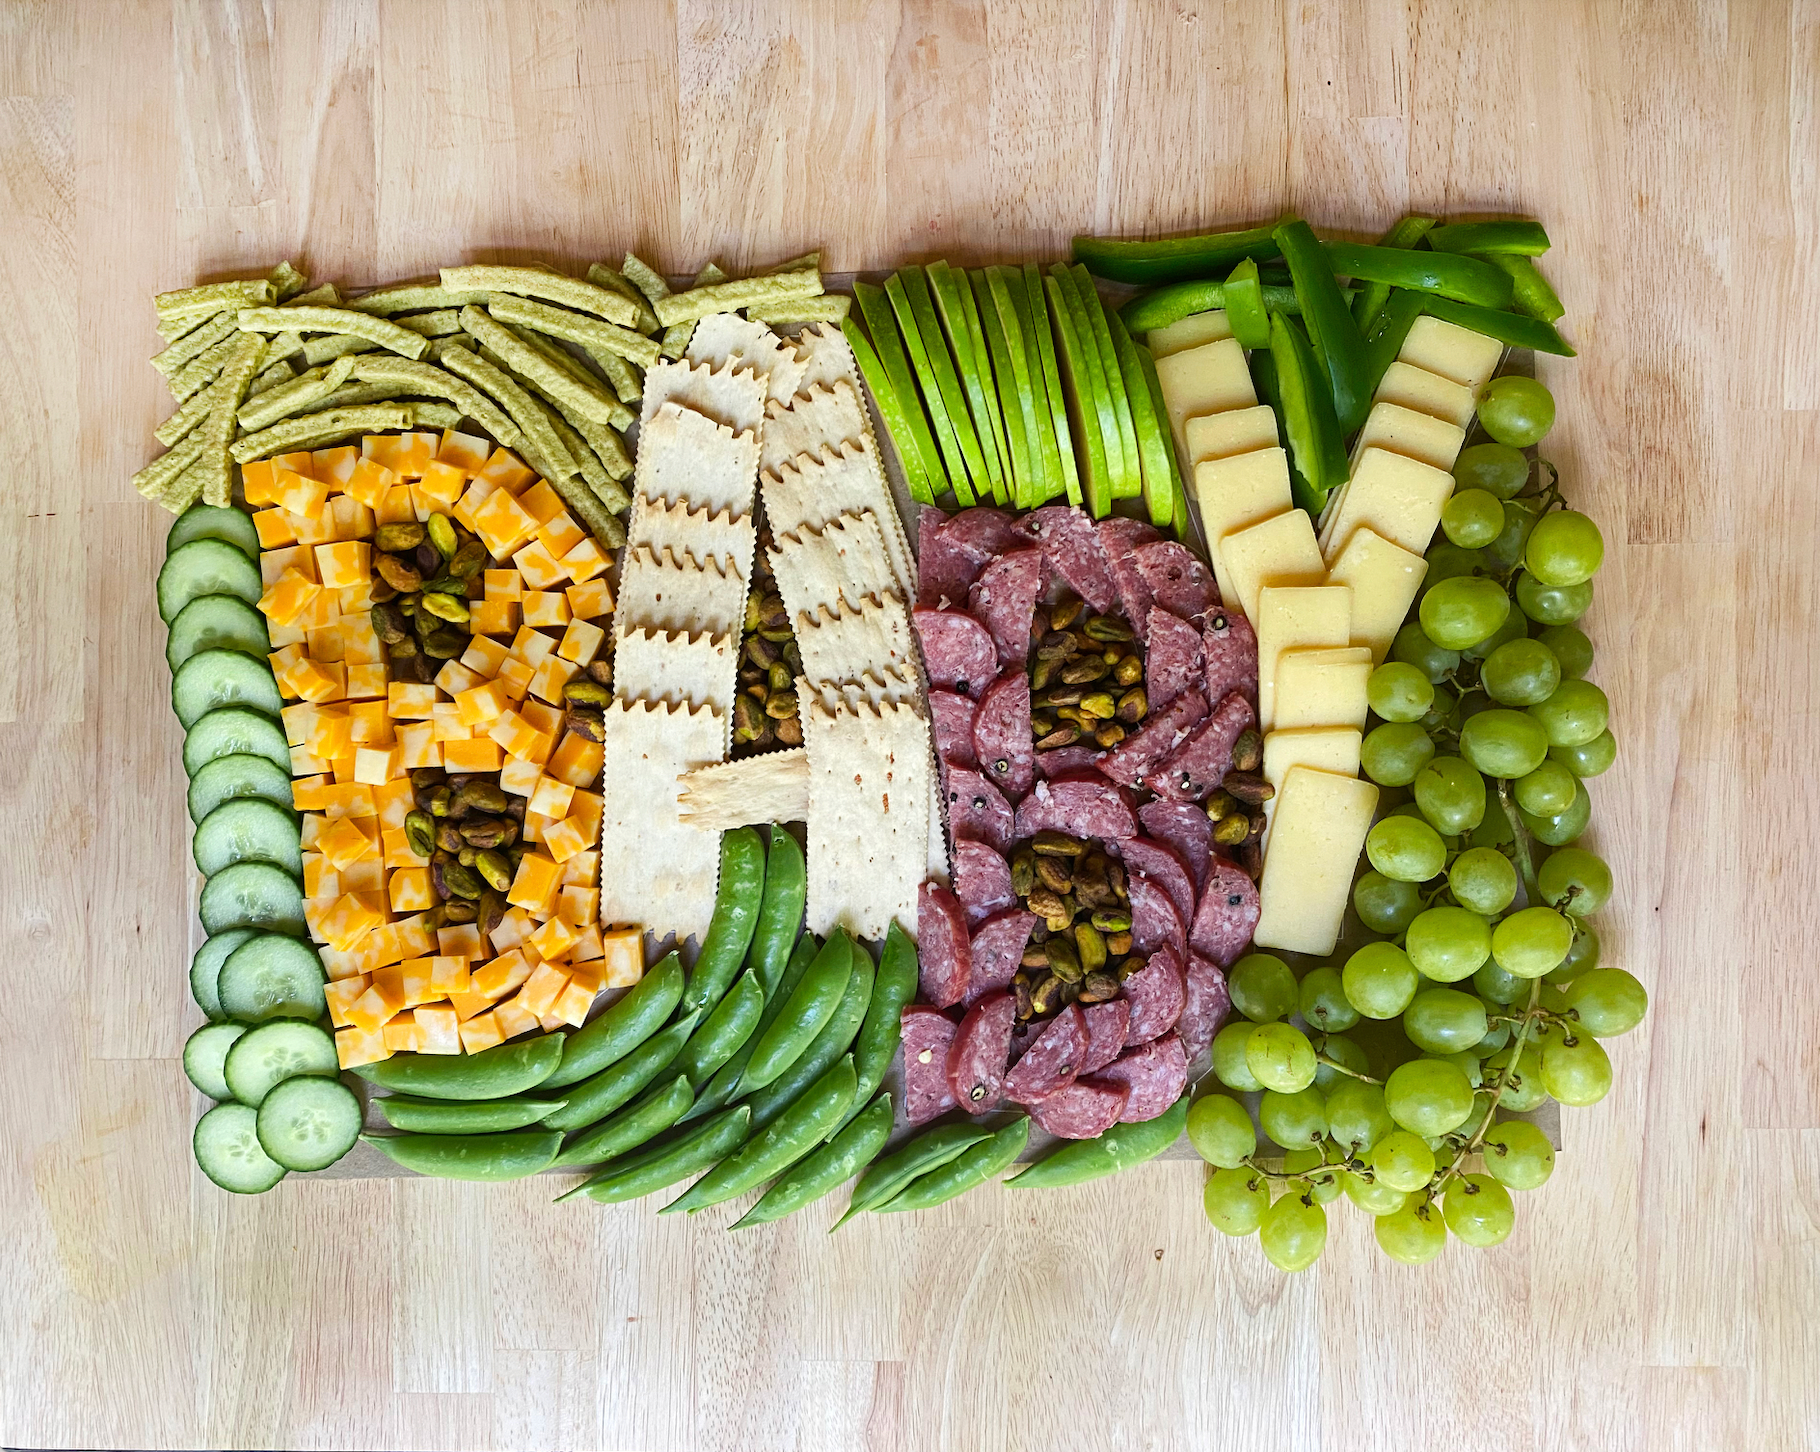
[886,271,977,505]
[1476,253,1565,322]
[680,826,767,1016]
[1002,1093,1192,1188]
[541,951,684,1090]
[834,921,918,1134]
[749,827,806,1002]
[556,1106,751,1204]
[874,1115,1031,1212]
[1421,296,1576,356]
[1426,220,1551,256]
[1360,287,1429,398]
[539,1011,701,1132]
[1073,222,1282,285]
[741,945,873,1133]
[375,1094,568,1135]
[684,932,821,1123]
[670,967,765,1088]
[1108,311,1175,529]
[732,1091,894,1229]
[1119,279,1306,337]
[739,932,853,1092]
[842,316,933,505]
[1274,219,1373,435]
[1248,351,1322,518]
[548,1073,694,1169]
[852,283,948,498]
[1350,214,1437,330]
[1323,241,1514,310]
[362,1129,562,1181]
[833,1122,992,1228]
[1265,311,1349,512]
[354,1034,563,1102]
[1221,257,1270,350]
[1052,264,1133,504]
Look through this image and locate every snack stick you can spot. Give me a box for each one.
[439,264,638,329]
[437,343,579,484]
[458,305,620,428]
[347,282,489,316]
[654,271,823,328]
[346,355,524,448]
[586,262,660,333]
[748,296,852,326]
[155,278,275,322]
[236,306,429,361]
[486,292,662,370]
[150,311,236,376]
[229,403,416,463]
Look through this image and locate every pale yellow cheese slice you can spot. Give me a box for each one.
[1192,446,1293,610]
[1374,361,1475,430]
[1254,765,1380,957]
[1325,526,1429,663]
[1260,725,1364,849]
[1319,446,1454,566]
[1272,647,1373,732]
[1399,316,1505,397]
[1350,401,1468,473]
[1256,585,1351,734]
[1186,405,1280,465]
[1148,309,1233,359]
[1219,508,1326,624]
[1154,337,1255,464]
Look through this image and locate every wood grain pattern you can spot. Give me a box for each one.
[2,1,1814,1447]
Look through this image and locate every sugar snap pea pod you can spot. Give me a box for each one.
[681,827,767,1016]
[1073,222,1282,286]
[1266,310,1349,511]
[684,933,820,1123]
[1350,214,1439,330]
[739,932,853,1093]
[361,1129,561,1181]
[1475,253,1565,323]
[1323,241,1513,311]
[1360,287,1429,399]
[556,1106,751,1204]
[540,1011,700,1132]
[549,1074,694,1169]
[1275,219,1373,435]
[832,1122,992,1229]
[376,1094,568,1134]
[660,1057,859,1215]
[1426,219,1552,256]
[743,946,873,1133]
[353,1034,564,1101]
[543,952,684,1090]
[1421,295,1576,357]
[874,1116,1030,1213]
[750,828,807,1000]
[671,968,765,1088]
[1003,1093,1192,1190]
[733,1092,894,1229]
[833,923,917,1134]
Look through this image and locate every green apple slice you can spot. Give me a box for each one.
[995,264,1062,504]
[1135,338,1192,539]
[884,271,974,505]
[1022,263,1081,507]
[954,273,1013,501]
[1107,310,1175,529]
[898,266,993,505]
[853,281,948,500]
[1044,272,1111,516]
[927,260,1007,504]
[984,266,1048,509]
[842,317,934,505]
[1068,263,1143,499]
[1049,264,1125,511]
[970,268,1034,508]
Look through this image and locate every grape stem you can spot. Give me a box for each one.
[1435,978,1543,1193]
[1496,778,1541,903]
[1315,1053,1383,1085]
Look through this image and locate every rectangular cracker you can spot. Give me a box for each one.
[803,665,924,713]
[628,496,757,582]
[615,544,747,641]
[634,400,760,520]
[768,512,898,623]
[639,358,767,437]
[794,594,915,690]
[757,379,869,476]
[761,437,915,604]
[612,627,737,717]
[596,699,728,945]
[685,313,808,407]
[677,750,810,830]
[791,321,860,395]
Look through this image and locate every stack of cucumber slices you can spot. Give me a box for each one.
[164,501,360,1191]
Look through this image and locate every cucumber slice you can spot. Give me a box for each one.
[166,594,270,674]
[217,932,325,1022]
[190,927,255,1021]
[194,798,304,879]
[256,1076,361,1171]
[1044,273,1112,517]
[194,1102,288,1193]
[1022,263,1081,506]
[158,539,263,624]
[188,752,296,825]
[223,1019,338,1107]
[172,648,282,730]
[183,1021,249,1100]
[1069,263,1144,499]
[200,861,307,937]
[183,705,291,778]
[167,502,259,560]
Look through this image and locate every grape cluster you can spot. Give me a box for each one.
[1189,374,1647,1271]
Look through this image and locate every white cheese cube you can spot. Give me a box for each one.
[1374,361,1475,430]
[1154,337,1255,464]
[1350,401,1468,473]
[1261,725,1364,849]
[1192,446,1294,609]
[1272,647,1373,732]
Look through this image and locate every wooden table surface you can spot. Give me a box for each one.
[3,2,1814,1448]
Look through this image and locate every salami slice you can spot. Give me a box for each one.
[1097,689,1208,789]
[947,990,1015,1114]
[914,607,999,696]
[944,766,1016,854]
[1078,999,1132,1074]
[1126,871,1188,960]
[1095,516,1163,628]
[917,507,977,610]
[902,1005,959,1124]
[1122,946,1187,1045]
[1137,800,1212,893]
[1134,540,1218,625]
[1036,744,1102,779]
[1202,608,1259,712]
[968,547,1048,666]
[1144,608,1205,710]
[917,882,973,1008]
[1099,1031,1188,1123]
[1148,690,1256,803]
[944,506,1027,559]
[1189,856,1260,968]
[971,670,1035,801]
[967,909,1039,1003]
[928,689,979,769]
[1028,1077,1128,1139]
[952,840,1017,926]
[1115,836,1197,927]
[1025,505,1117,613]
[1013,774,1138,843]
[1179,953,1232,1059]
[1003,1003,1086,1104]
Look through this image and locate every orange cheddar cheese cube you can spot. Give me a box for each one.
[529,775,575,820]
[537,512,585,560]
[519,961,570,1017]
[521,810,550,845]
[299,812,327,849]
[471,489,539,559]
[342,616,383,665]
[488,906,536,952]
[521,591,571,629]
[395,957,436,1007]
[527,656,577,707]
[528,915,580,962]
[292,659,346,705]
[467,599,519,637]
[415,1005,461,1054]
[389,866,435,912]
[303,853,339,900]
[538,1003,569,1033]
[461,635,510,678]
[456,680,509,728]
[329,495,374,541]
[395,721,441,771]
[458,1010,506,1053]
[473,950,533,1000]
[439,428,491,473]
[260,543,317,587]
[484,569,524,602]
[509,626,557,667]
[293,777,331,813]
[492,994,539,1041]
[306,622,346,663]
[441,737,503,773]
[557,618,605,666]
[241,459,278,506]
[305,706,352,761]
[546,732,603,789]
[540,815,592,864]
[339,858,386,894]
[561,850,600,887]
[512,539,568,590]
[317,782,377,820]
[570,925,604,963]
[253,508,298,549]
[553,977,595,1028]
[258,567,321,626]
[294,584,341,631]
[383,1012,424,1054]
[429,955,471,997]
[434,660,484,698]
[377,484,416,524]
[344,663,387,701]
[269,620,308,651]
[507,852,562,911]
[383,827,428,868]
[345,456,396,509]
[329,751,362,785]
[319,816,380,872]
[269,642,306,682]
[374,776,413,828]
[477,448,535,492]
[276,468,330,517]
[558,885,599,927]
[417,458,467,508]
[447,988,494,1022]
[388,682,439,720]
[518,698,563,738]
[436,924,483,960]
[567,790,603,838]
[336,1024,391,1069]
[320,893,385,953]
[499,756,542,798]
[560,537,611,584]
[515,481,565,526]
[289,503,338,547]
[565,577,614,620]
[431,702,471,743]
[495,655,535,702]
[452,479,498,532]
[325,973,371,1028]
[271,451,315,479]
[599,928,644,987]
[315,540,371,590]
[487,710,541,761]
[320,939,385,981]
[312,445,360,489]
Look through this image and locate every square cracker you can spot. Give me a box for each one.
[802,692,932,943]
[794,594,915,690]
[792,322,859,396]
[761,437,915,603]
[758,379,868,476]
[639,358,767,437]
[686,313,808,407]
[677,749,810,830]
[616,544,747,641]
[597,698,728,945]
[629,495,757,581]
[634,400,759,520]
[803,664,924,713]
[612,626,737,717]
[768,511,897,623]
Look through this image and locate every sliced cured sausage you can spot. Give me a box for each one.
[1134,540,1218,625]
[944,766,1016,854]
[1144,608,1205,710]
[966,909,1039,1003]
[1028,1077,1128,1139]
[1003,1003,1086,1104]
[901,1005,959,1123]
[1099,1031,1188,1123]
[952,840,1017,926]
[1179,953,1232,1059]
[947,990,1015,1114]
[1095,516,1163,628]
[1137,800,1212,893]
[1097,688,1208,789]
[1115,836,1196,928]
[968,547,1048,666]
[1025,505,1117,613]
[1148,690,1257,803]
[917,507,977,609]
[1012,774,1138,843]
[1127,870,1187,960]
[1078,999,1132,1074]
[928,689,979,769]
[1202,607,1259,712]
[1189,856,1260,968]
[943,506,1027,559]
[914,607,999,696]
[1122,945,1187,1045]
[1036,744,1102,779]
[973,670,1036,800]
[917,882,972,1008]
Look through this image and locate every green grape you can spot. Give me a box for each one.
[1260,1088,1329,1149]
[1299,967,1360,1032]
[1280,1146,1344,1203]
[1443,1173,1516,1247]
[1529,679,1609,748]
[1459,708,1550,779]
[1405,906,1492,983]
[1365,815,1447,882]
[1441,489,1505,549]
[1481,637,1562,706]
[1462,612,1524,668]
[1474,1020,1513,1056]
[1564,968,1648,1037]
[1515,759,1579,816]
[1453,441,1530,498]
[1473,957,1527,1005]
[1546,923,1601,984]
[1422,541,1487,594]
[1483,1041,1549,1111]
[1392,620,1462,684]
[1203,1166,1270,1235]
[1449,847,1518,914]
[1402,988,1490,1055]
[1361,722,1437,787]
[1535,623,1594,679]
[1468,802,1515,850]
[1187,1093,1257,1168]
[1515,571,1592,625]
[1258,1193,1328,1271]
[1228,953,1298,1023]
[1420,683,1459,735]
[1375,1198,1449,1263]
[1540,983,1571,1015]
[1420,576,1512,651]
[1481,1119,1556,1190]
[1246,1022,1318,1093]
[1490,906,1576,979]
[1477,376,1555,447]
[1537,846,1612,916]
[1212,1022,1265,1091]
[1524,509,1603,586]
[1369,1130,1437,1191]
[1519,780,1591,845]
[1354,871,1425,934]
[1343,1167,1412,1215]
[1444,1049,1487,1090]
[1413,756,1487,836]
[1482,497,1538,572]
[1551,728,1617,778]
[1454,688,1495,727]
[1342,942,1420,1019]
[1312,1033,1370,1093]
[1368,661,1435,723]
[1384,1057,1476,1135]
[1541,1030,1612,1106]
[1325,1080,1394,1154]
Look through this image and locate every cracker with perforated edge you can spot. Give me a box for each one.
[758,379,869,476]
[628,496,756,582]
[790,321,860,395]
[685,313,808,407]
[615,544,746,641]
[793,595,915,691]
[634,400,760,520]
[803,665,924,714]
[611,627,738,717]
[639,358,767,437]
[768,511,896,623]
[677,750,810,831]
[761,437,914,603]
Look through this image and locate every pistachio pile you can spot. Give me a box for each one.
[1205,727,1270,878]
[1028,593,1148,752]
[733,533,804,755]
[1009,831,1139,1030]
[401,769,520,936]
[366,516,485,683]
